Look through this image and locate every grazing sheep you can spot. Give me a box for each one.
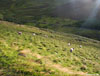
[18,32,22,35]
[44,35,48,38]
[70,48,74,53]
[80,45,82,48]
[68,43,71,46]
[32,33,36,36]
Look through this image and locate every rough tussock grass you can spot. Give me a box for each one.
[0,21,100,76]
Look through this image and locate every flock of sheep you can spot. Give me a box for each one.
[18,32,82,53]
[68,43,82,53]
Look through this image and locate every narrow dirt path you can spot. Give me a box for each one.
[52,64,86,75]
[32,53,87,76]
[19,50,87,76]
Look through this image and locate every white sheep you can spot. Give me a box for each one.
[32,33,36,36]
[70,48,74,53]
[68,43,71,46]
[80,45,82,48]
[44,35,48,38]
[18,32,22,35]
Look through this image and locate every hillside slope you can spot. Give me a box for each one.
[1,0,100,21]
[0,21,100,76]
[0,0,62,23]
[0,0,100,41]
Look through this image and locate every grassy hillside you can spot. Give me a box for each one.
[0,21,100,76]
[0,0,100,41]
[0,0,66,23]
[26,17,100,40]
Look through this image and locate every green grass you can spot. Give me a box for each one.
[0,21,100,76]
[24,16,100,40]
[0,0,100,41]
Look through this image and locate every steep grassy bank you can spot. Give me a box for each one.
[0,21,100,76]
